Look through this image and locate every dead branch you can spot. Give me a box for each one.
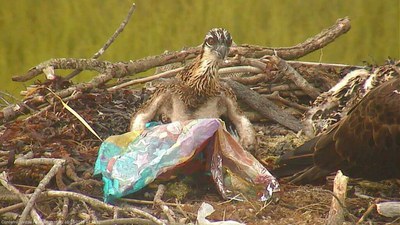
[0,172,44,225]
[12,17,350,83]
[267,56,321,99]
[225,79,303,132]
[65,3,136,80]
[16,158,65,225]
[42,190,166,225]
[263,91,309,112]
[230,17,351,59]
[327,170,349,225]
[357,203,376,224]
[154,184,176,224]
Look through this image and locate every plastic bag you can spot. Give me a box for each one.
[94,118,279,202]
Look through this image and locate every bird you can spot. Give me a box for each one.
[130,28,256,149]
[272,77,400,184]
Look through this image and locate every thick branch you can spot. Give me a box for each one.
[12,17,350,83]
[225,79,303,132]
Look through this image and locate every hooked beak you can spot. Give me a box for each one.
[215,45,229,59]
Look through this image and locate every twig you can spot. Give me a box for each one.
[108,67,183,91]
[230,73,268,85]
[267,55,321,99]
[17,158,65,225]
[225,79,303,132]
[326,170,349,225]
[65,3,136,80]
[56,197,70,225]
[42,190,165,225]
[0,172,44,225]
[107,65,264,91]
[119,198,182,207]
[95,218,157,225]
[0,202,25,215]
[357,203,376,224]
[264,91,309,112]
[154,184,176,224]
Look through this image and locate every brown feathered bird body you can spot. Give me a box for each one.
[274,77,400,184]
[130,28,255,149]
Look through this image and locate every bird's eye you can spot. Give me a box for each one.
[206,37,216,46]
[226,38,232,47]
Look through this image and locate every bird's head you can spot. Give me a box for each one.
[202,28,232,61]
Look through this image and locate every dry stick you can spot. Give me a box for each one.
[225,79,303,132]
[268,56,321,99]
[107,65,263,91]
[42,190,166,225]
[0,202,26,215]
[326,170,349,225]
[56,197,70,225]
[264,91,309,112]
[357,203,376,224]
[229,73,267,85]
[0,172,44,225]
[108,67,183,91]
[17,158,65,225]
[65,3,136,81]
[154,184,176,224]
[96,218,157,225]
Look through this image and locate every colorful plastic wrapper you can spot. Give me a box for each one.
[94,118,279,202]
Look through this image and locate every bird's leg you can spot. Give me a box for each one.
[224,98,256,151]
[129,94,166,131]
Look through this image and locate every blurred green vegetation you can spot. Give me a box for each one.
[0,0,399,97]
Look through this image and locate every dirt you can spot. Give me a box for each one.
[0,88,399,224]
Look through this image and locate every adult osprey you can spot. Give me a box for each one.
[273,77,400,184]
[130,28,256,150]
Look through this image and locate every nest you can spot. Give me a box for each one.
[1,10,399,224]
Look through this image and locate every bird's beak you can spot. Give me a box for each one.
[216,45,229,59]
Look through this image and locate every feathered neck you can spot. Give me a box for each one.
[178,48,221,95]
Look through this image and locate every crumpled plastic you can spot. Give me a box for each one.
[197,202,245,225]
[94,118,279,202]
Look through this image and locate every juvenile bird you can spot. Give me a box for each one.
[130,28,256,150]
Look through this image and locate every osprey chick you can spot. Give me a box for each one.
[130,28,256,150]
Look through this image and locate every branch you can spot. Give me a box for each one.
[65,3,137,80]
[327,170,349,225]
[267,56,321,99]
[224,79,303,132]
[12,17,351,83]
[42,190,166,225]
[0,172,44,225]
[16,158,65,225]
[230,17,351,59]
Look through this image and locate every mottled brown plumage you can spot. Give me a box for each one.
[130,28,255,149]
[273,77,400,184]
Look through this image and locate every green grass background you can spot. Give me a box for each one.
[0,0,399,97]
